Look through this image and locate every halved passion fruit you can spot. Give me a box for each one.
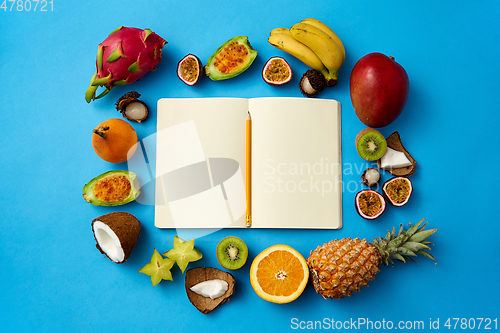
[205,36,258,80]
[177,54,203,86]
[355,189,386,219]
[83,170,140,206]
[382,176,412,206]
[262,56,292,85]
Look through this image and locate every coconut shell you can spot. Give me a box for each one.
[377,131,417,176]
[185,267,235,314]
[91,212,141,264]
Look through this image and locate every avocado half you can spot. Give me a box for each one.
[82,170,140,206]
[205,36,258,80]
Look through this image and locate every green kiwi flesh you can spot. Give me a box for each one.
[216,236,248,270]
[355,128,387,161]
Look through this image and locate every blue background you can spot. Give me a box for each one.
[1,0,499,332]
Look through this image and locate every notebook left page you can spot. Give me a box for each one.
[155,98,248,229]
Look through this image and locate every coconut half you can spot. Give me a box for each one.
[185,267,235,314]
[91,212,141,264]
[377,131,417,176]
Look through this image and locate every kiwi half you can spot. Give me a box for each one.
[216,236,248,270]
[355,128,387,161]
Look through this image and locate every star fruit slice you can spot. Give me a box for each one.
[138,249,175,287]
[164,236,202,274]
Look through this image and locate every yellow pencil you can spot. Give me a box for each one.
[246,111,252,228]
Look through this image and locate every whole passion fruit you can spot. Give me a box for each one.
[355,189,386,219]
[262,56,292,85]
[382,176,412,206]
[177,54,203,86]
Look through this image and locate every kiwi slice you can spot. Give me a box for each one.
[216,236,248,270]
[355,128,387,161]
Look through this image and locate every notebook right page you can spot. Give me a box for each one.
[249,97,342,229]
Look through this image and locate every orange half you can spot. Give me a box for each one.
[250,245,309,304]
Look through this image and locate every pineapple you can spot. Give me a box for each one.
[307,219,437,299]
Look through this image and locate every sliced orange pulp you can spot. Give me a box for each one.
[250,244,309,303]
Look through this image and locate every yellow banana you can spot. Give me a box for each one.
[290,22,343,86]
[301,18,345,63]
[268,32,329,78]
[270,27,291,36]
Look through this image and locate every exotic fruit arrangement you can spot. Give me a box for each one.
[85,26,167,102]
[79,18,437,314]
[307,219,437,299]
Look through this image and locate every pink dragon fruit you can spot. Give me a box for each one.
[85,26,167,103]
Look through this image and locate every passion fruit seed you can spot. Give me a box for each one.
[359,192,382,215]
[355,189,386,219]
[262,57,292,85]
[177,54,203,86]
[183,58,198,81]
[382,177,413,206]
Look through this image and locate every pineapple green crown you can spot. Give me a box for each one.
[371,219,438,266]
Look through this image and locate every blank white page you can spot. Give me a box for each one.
[249,98,342,229]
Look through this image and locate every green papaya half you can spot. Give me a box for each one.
[83,170,140,206]
[205,36,258,80]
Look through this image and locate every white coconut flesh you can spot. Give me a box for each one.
[380,147,412,169]
[93,221,125,263]
[190,279,229,300]
[125,101,147,121]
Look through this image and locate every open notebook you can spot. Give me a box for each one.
[154,97,342,229]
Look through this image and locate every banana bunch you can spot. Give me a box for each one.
[268,18,345,86]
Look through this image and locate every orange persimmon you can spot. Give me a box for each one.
[92,118,138,163]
